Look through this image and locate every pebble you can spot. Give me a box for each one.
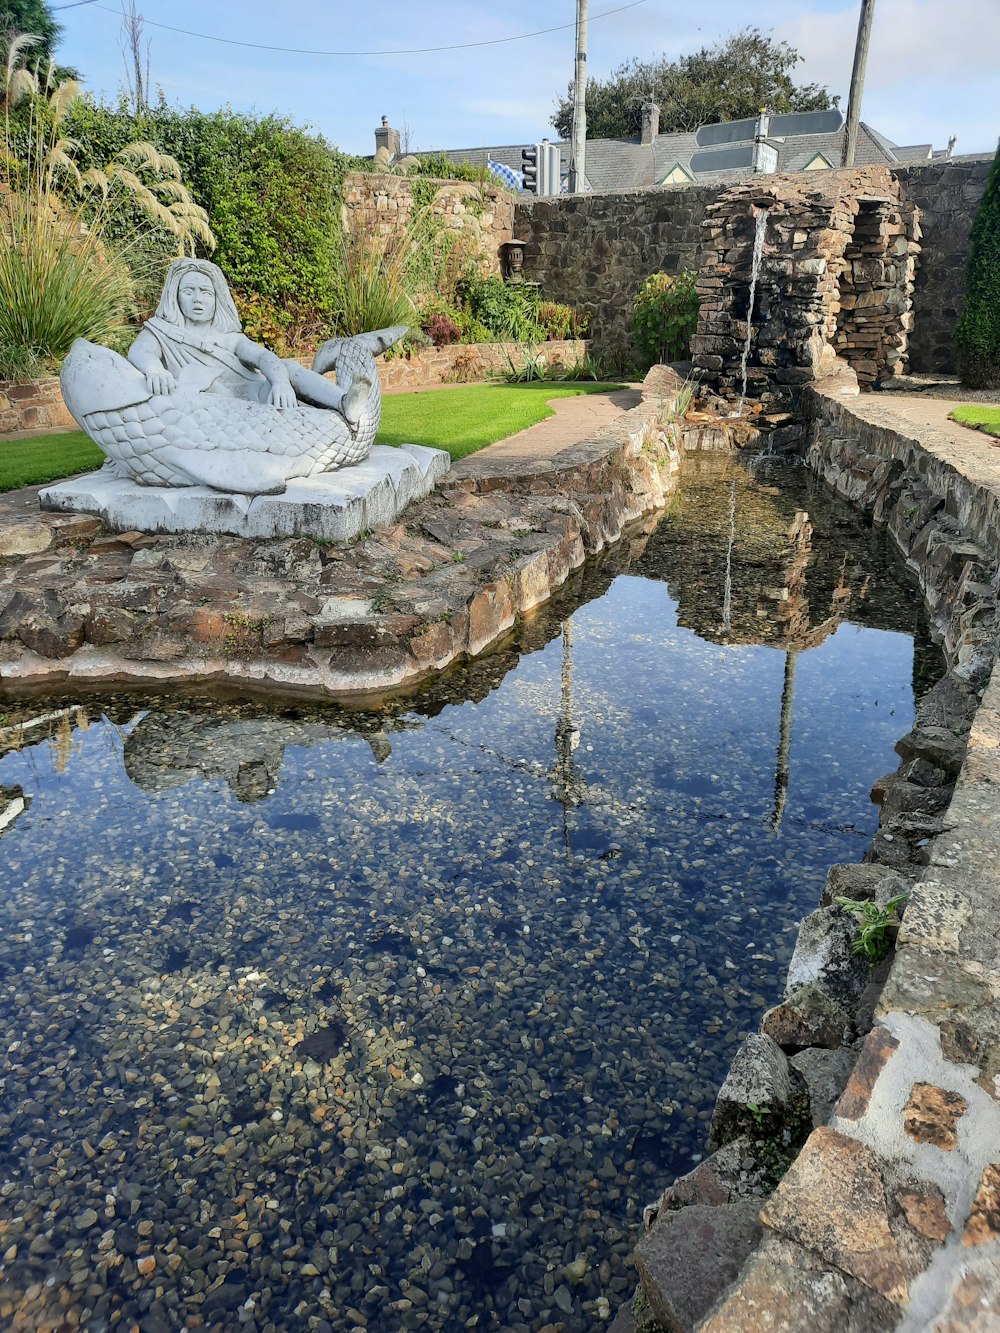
[0,457,930,1333]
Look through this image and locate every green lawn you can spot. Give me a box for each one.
[949,405,1000,439]
[0,383,623,491]
[0,431,102,493]
[375,382,624,458]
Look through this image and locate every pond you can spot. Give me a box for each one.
[0,455,937,1332]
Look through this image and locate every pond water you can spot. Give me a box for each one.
[0,456,937,1332]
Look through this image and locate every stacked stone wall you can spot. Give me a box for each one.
[513,187,717,359]
[0,378,75,435]
[343,171,514,279]
[515,159,991,374]
[893,157,992,374]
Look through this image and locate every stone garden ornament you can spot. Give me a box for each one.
[60,259,407,497]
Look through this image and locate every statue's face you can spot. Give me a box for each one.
[177,273,217,325]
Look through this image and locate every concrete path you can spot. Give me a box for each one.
[865,390,999,454]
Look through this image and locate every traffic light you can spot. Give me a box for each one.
[521,144,538,194]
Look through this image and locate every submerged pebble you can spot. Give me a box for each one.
[0,457,934,1331]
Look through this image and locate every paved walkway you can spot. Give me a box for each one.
[865,390,999,453]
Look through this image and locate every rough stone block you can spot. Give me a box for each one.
[634,1200,762,1331]
[761,983,853,1052]
[785,906,872,1011]
[791,1046,859,1127]
[760,1127,911,1304]
[709,1034,800,1149]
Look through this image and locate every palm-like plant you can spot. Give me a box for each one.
[0,32,215,376]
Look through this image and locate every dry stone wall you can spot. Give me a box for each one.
[513,187,717,359]
[343,171,514,279]
[894,157,992,374]
[515,160,990,374]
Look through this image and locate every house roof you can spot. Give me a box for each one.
[421,121,945,192]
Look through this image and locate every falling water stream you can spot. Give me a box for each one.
[735,206,769,415]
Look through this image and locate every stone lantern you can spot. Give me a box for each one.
[499,239,528,283]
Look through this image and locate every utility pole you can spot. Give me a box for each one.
[843,0,876,167]
[569,0,588,193]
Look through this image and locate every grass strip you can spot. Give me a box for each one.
[376,382,624,459]
[949,404,1000,439]
[0,432,102,493]
[0,382,625,490]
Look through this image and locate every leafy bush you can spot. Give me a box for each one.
[63,98,359,349]
[537,300,573,340]
[632,270,700,367]
[956,144,1000,389]
[426,312,461,346]
[459,275,543,343]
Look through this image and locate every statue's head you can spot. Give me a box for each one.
[156,259,242,334]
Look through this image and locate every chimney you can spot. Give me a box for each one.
[374,115,401,161]
[641,101,660,146]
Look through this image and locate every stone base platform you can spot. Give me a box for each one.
[39,444,450,542]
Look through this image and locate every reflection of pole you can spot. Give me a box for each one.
[553,620,578,854]
[722,481,736,633]
[771,650,798,830]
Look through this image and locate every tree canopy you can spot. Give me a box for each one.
[551,27,832,140]
[0,0,77,78]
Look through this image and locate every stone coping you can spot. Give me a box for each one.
[0,390,682,701]
[639,381,1000,1332]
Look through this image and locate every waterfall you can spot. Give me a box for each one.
[736,206,769,416]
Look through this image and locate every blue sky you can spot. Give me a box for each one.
[54,0,999,157]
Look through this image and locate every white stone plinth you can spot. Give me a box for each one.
[39,444,450,542]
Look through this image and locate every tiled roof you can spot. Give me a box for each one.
[420,121,942,192]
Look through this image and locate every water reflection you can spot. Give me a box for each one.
[0,456,938,1332]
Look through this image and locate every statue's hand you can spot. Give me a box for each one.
[145,370,176,396]
[268,380,297,410]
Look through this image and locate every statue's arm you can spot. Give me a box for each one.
[128,329,176,396]
[235,335,296,409]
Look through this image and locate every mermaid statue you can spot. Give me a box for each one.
[59,258,406,497]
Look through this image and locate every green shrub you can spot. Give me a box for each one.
[632,269,700,367]
[459,275,543,342]
[956,145,1000,389]
[537,300,574,341]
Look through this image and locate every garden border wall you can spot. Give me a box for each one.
[628,381,1000,1332]
[0,342,590,437]
[514,157,992,375]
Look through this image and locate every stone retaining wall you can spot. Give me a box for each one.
[627,381,1000,1332]
[376,339,588,389]
[0,343,589,435]
[0,377,75,436]
[515,158,991,373]
[0,388,682,699]
[343,171,514,278]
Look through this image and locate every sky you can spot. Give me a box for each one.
[52,0,1000,158]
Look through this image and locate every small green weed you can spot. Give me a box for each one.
[223,611,270,659]
[835,893,909,962]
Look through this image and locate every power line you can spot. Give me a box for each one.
[77,0,648,58]
[51,1,100,10]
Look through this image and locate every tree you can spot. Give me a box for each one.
[955,144,1000,388]
[551,27,831,140]
[0,0,77,79]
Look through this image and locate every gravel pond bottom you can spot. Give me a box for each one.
[0,455,939,1331]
